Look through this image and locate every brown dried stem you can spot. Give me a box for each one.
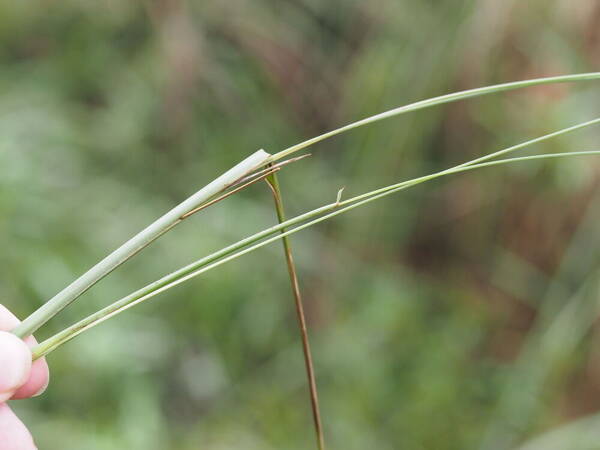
[265,168,325,450]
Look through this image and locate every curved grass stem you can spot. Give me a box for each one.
[268,72,600,162]
[32,147,600,359]
[265,169,326,450]
[13,150,271,338]
[22,72,600,344]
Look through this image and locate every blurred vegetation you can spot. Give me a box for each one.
[1,1,600,449]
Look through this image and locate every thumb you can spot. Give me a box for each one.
[0,331,32,403]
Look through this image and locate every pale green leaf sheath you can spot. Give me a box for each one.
[13,150,271,338]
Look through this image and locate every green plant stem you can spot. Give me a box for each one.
[17,72,600,339]
[13,150,271,339]
[265,170,326,450]
[268,72,600,162]
[32,149,600,359]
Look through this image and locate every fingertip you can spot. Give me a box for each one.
[0,331,32,402]
[0,305,51,401]
[11,357,50,400]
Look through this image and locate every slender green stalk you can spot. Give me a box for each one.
[16,72,600,339]
[32,149,600,359]
[268,72,600,162]
[13,150,271,338]
[265,170,326,450]
[343,118,600,205]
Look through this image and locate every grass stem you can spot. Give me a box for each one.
[17,73,600,339]
[265,169,326,450]
[268,72,600,162]
[13,150,271,338]
[32,149,600,359]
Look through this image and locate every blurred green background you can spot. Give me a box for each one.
[1,1,600,449]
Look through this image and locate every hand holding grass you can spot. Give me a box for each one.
[0,305,49,450]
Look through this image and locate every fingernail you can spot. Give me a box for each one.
[32,376,50,397]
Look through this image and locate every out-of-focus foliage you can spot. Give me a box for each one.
[1,1,600,449]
